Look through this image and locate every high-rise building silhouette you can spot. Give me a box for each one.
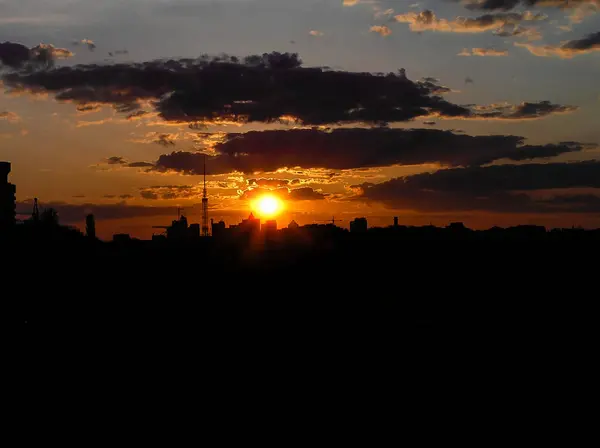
[202,155,209,237]
[86,214,96,239]
[262,220,277,234]
[350,217,368,233]
[394,217,399,227]
[240,213,260,235]
[0,162,16,231]
[211,219,226,237]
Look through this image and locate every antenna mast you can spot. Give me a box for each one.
[201,154,209,236]
[32,198,40,222]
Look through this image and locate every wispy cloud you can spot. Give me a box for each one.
[515,31,600,57]
[370,25,392,36]
[458,48,509,56]
[395,9,546,34]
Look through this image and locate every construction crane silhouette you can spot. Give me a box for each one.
[316,216,344,226]
[152,207,185,235]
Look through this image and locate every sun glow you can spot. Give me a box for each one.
[254,195,284,218]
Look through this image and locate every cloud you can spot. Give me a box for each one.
[2,52,476,126]
[494,24,542,40]
[0,111,21,123]
[4,51,574,126]
[73,39,97,51]
[155,133,177,147]
[126,161,155,168]
[126,110,150,120]
[140,185,199,200]
[289,187,328,201]
[370,25,393,36]
[240,187,326,201]
[0,42,31,68]
[248,179,290,188]
[309,30,324,36]
[141,191,159,200]
[30,44,74,64]
[76,103,102,114]
[1,41,72,70]
[82,39,96,52]
[568,3,599,24]
[469,101,578,119]
[459,0,599,11]
[357,161,600,213]
[343,0,361,5]
[459,48,509,56]
[106,156,126,165]
[152,128,584,175]
[394,9,545,34]
[515,31,600,57]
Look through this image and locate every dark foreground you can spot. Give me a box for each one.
[9,225,598,355]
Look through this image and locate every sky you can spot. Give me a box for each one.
[1,0,599,239]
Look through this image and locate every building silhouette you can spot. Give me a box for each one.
[86,214,96,239]
[189,223,200,239]
[394,217,399,227]
[0,162,16,232]
[113,233,131,243]
[350,217,368,233]
[167,215,189,240]
[239,212,261,235]
[262,220,277,234]
[211,219,226,237]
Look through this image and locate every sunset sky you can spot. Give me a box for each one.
[1,0,599,239]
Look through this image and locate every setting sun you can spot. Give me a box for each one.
[254,195,284,218]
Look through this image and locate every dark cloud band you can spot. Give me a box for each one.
[2,51,575,125]
[151,128,583,175]
[358,161,600,213]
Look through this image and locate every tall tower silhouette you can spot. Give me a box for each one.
[201,155,209,237]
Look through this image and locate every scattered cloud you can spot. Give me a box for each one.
[309,30,324,36]
[468,101,578,119]
[394,9,545,34]
[370,25,393,36]
[140,185,199,200]
[0,111,21,123]
[106,156,127,165]
[515,31,600,57]
[126,161,155,168]
[374,8,395,19]
[0,41,73,69]
[459,48,509,56]
[155,133,177,147]
[459,0,599,11]
[73,39,97,52]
